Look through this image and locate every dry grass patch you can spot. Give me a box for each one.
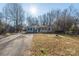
[31,34,79,56]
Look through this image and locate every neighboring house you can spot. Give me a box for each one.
[26,25,53,33]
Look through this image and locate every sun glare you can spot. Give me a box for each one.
[30,6,37,16]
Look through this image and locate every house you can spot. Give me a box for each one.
[26,25,53,33]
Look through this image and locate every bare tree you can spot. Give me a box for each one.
[0,12,4,34]
[3,3,25,32]
[0,12,3,23]
[53,6,77,34]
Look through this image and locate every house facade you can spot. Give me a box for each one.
[26,25,53,33]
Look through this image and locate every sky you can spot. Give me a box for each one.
[0,3,79,16]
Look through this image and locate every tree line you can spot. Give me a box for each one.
[0,3,24,34]
[27,5,79,34]
[0,3,79,34]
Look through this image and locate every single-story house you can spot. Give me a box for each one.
[26,25,53,33]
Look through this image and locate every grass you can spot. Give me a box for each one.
[31,34,79,56]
